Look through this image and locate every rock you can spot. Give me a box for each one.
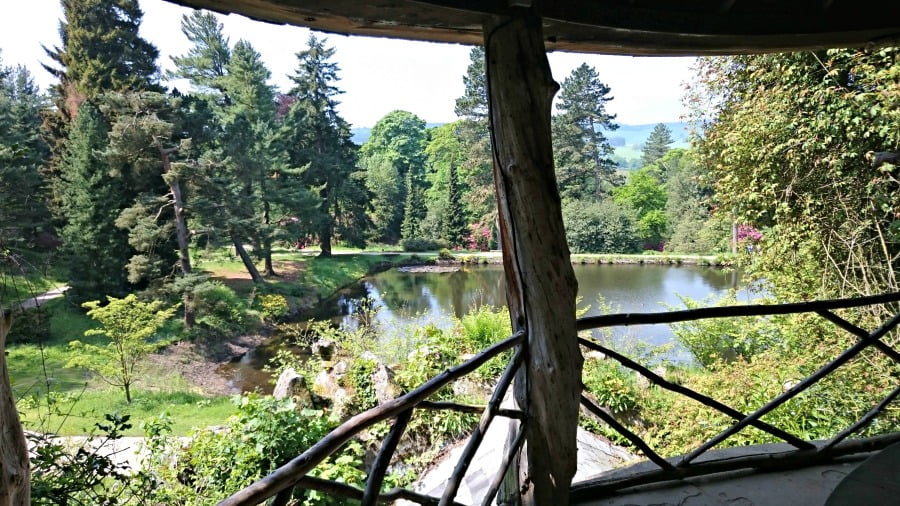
[312,339,335,360]
[372,363,401,404]
[273,367,317,408]
[331,360,348,377]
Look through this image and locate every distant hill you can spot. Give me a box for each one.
[351,121,690,170]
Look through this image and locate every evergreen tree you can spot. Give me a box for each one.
[56,103,131,302]
[168,10,230,93]
[445,161,467,248]
[424,123,468,246]
[453,47,495,230]
[102,91,197,328]
[360,110,427,243]
[400,169,425,241]
[641,123,674,166]
[212,40,316,278]
[553,63,619,200]
[0,60,51,249]
[281,34,369,257]
[43,0,160,119]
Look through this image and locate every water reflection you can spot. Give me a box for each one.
[222,263,749,392]
[328,264,750,359]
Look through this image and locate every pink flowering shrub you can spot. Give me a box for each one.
[466,223,492,251]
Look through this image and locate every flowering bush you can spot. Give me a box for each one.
[466,223,492,251]
[736,224,763,243]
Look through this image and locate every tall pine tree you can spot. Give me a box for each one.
[167,10,230,94]
[552,63,619,200]
[0,59,51,250]
[57,104,131,302]
[641,123,674,167]
[454,47,495,230]
[281,35,369,257]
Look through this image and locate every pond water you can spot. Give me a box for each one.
[221,263,749,393]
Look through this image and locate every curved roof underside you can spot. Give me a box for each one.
[165,0,900,55]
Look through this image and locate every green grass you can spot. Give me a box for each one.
[297,253,422,298]
[17,388,237,436]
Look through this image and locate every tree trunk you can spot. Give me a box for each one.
[0,310,30,506]
[484,9,581,506]
[319,188,333,258]
[232,234,264,284]
[161,149,195,328]
[262,200,277,277]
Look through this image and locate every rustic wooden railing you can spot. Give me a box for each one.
[220,292,900,506]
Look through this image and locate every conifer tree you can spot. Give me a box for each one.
[0,60,51,249]
[43,0,160,119]
[445,161,467,248]
[454,46,495,228]
[553,63,619,200]
[168,10,230,93]
[281,35,369,257]
[56,104,131,302]
[401,169,425,241]
[641,123,674,167]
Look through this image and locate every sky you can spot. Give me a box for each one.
[0,0,697,129]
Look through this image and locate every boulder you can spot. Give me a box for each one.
[273,367,317,408]
[372,362,401,404]
[312,338,336,360]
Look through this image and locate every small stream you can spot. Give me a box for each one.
[218,263,749,393]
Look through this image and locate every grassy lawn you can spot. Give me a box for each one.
[197,249,427,299]
[16,388,237,436]
[8,298,235,436]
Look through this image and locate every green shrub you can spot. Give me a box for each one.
[582,358,640,415]
[6,306,50,344]
[562,199,641,254]
[459,306,512,380]
[254,293,289,323]
[191,281,255,337]
[437,248,455,260]
[153,395,362,505]
[401,238,448,252]
[672,292,781,368]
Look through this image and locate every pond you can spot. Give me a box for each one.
[221,263,749,393]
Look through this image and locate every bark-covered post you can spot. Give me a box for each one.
[0,309,30,506]
[484,7,581,505]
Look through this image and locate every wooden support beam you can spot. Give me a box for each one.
[484,8,581,505]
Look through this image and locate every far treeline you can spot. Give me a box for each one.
[2,0,899,319]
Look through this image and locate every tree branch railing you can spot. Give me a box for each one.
[221,292,900,505]
[574,291,900,497]
[218,331,525,506]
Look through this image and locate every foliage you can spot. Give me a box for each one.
[562,198,641,254]
[552,63,620,200]
[641,123,674,166]
[281,34,369,257]
[458,305,512,380]
[190,280,255,337]
[453,47,496,229]
[401,237,448,252]
[689,49,900,298]
[254,293,289,323]
[613,166,668,247]
[30,413,156,505]
[582,357,640,415]
[56,103,133,303]
[671,292,782,368]
[153,394,363,505]
[361,110,428,244]
[0,60,51,251]
[168,10,231,93]
[66,294,176,403]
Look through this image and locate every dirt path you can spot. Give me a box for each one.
[17,285,68,310]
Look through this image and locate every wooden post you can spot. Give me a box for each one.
[484,8,581,505]
[0,310,30,506]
